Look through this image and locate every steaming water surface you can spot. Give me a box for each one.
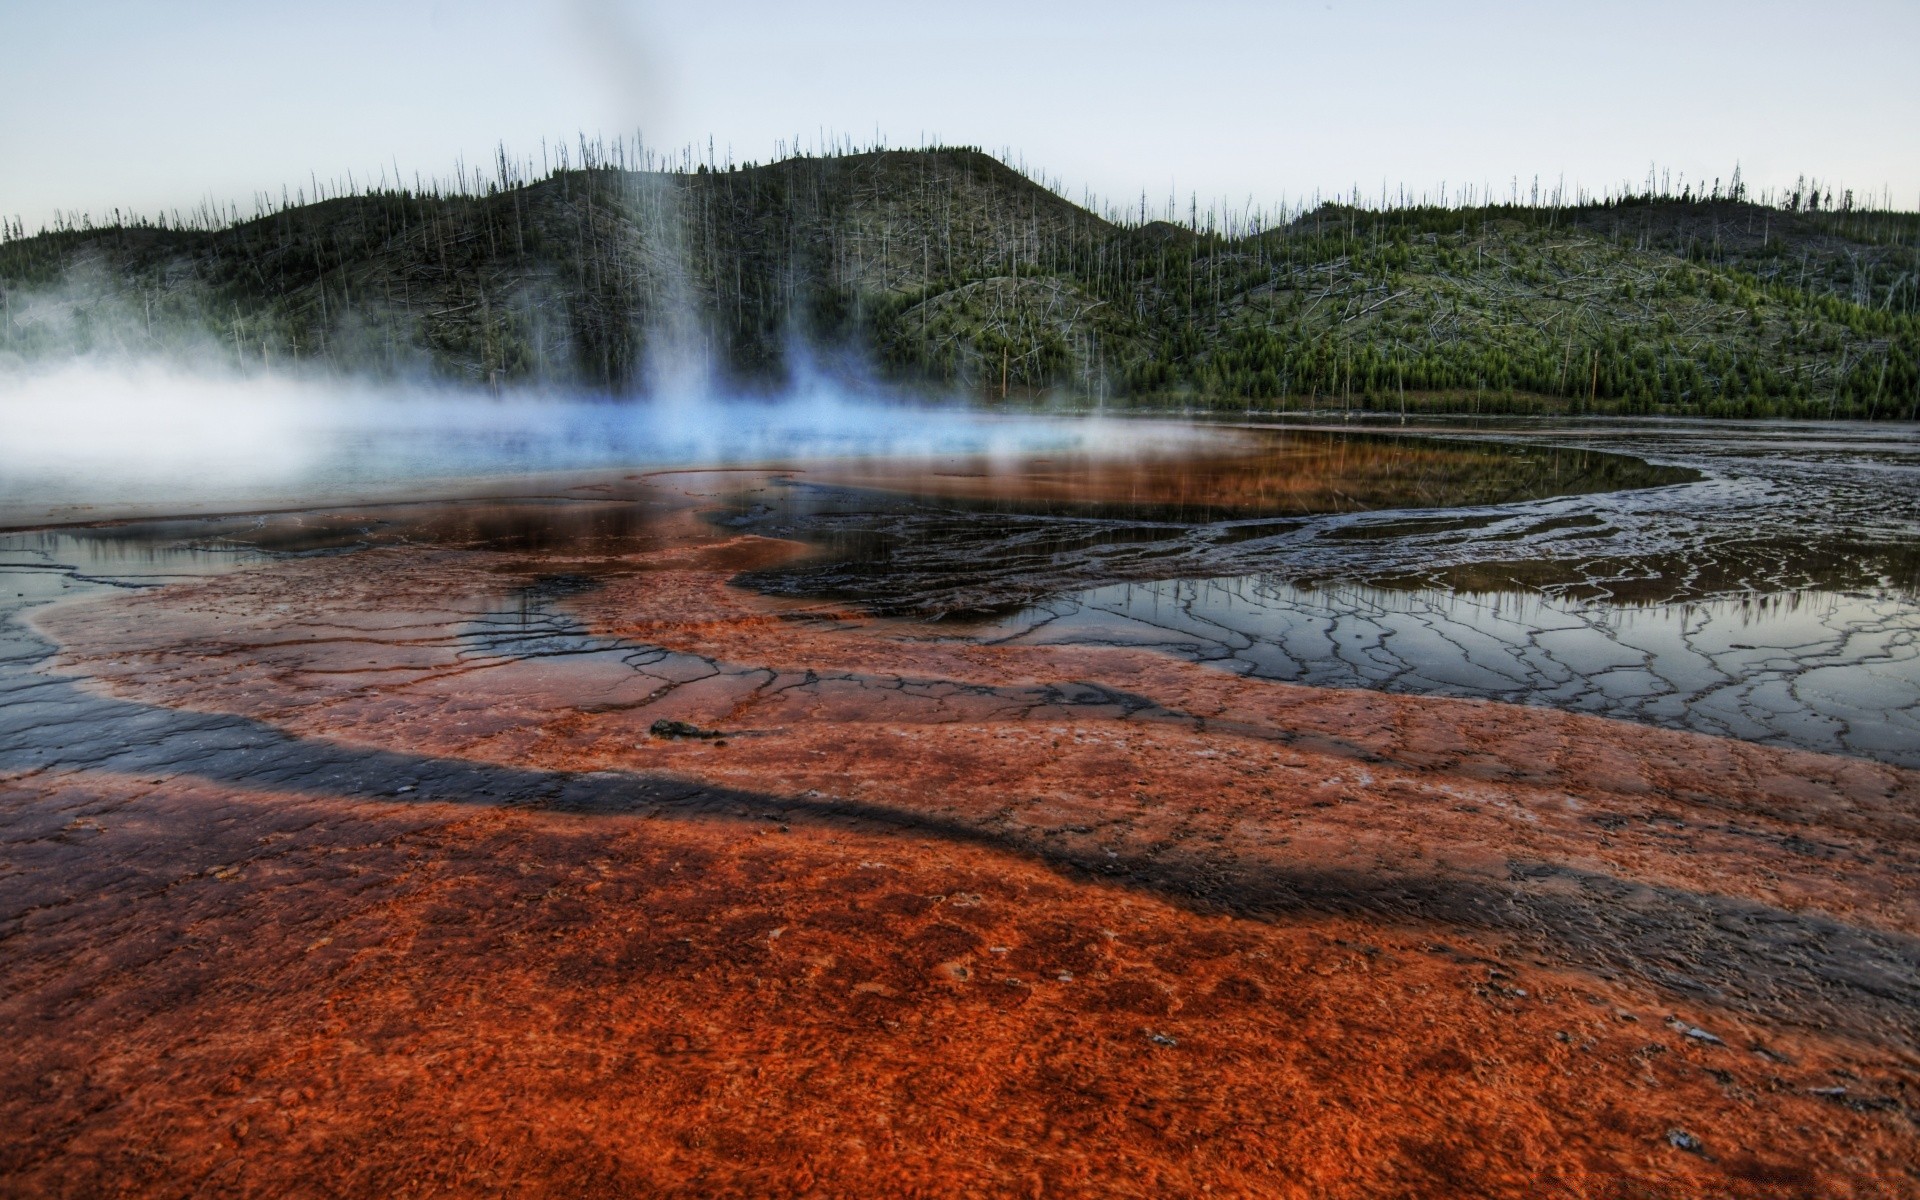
[0,364,1185,523]
[1,396,1916,769]
[725,418,1920,765]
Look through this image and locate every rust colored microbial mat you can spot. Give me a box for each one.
[2,423,1918,1198]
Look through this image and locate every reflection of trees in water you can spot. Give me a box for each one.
[1006,572,1920,767]
[1418,539,1920,606]
[726,431,1697,616]
[798,430,1695,524]
[728,427,1918,638]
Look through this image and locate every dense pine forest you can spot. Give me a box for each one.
[3,146,1916,418]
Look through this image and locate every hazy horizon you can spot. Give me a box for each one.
[4,0,1918,231]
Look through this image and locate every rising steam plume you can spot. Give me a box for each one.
[0,108,1191,524]
[0,356,1211,526]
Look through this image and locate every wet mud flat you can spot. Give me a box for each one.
[2,423,1919,1197]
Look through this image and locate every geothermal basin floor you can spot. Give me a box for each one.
[1,468,1917,1198]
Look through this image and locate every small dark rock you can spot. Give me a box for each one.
[650,719,723,740]
[1666,1129,1704,1154]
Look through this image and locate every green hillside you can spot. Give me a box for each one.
[3,148,1916,418]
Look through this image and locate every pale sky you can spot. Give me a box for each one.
[3,0,1916,230]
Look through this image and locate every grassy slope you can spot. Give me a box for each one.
[2,149,1916,417]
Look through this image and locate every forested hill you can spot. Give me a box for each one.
[3,147,1916,418]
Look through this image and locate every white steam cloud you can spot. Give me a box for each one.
[0,360,1214,524]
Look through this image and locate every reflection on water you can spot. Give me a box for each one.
[0,500,678,638]
[0,376,1215,525]
[0,522,277,584]
[3,418,1917,770]
[993,578,1920,766]
[723,419,1920,767]
[0,525,285,678]
[724,429,1698,613]
[787,427,1696,522]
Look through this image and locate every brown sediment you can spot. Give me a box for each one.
[7,473,1918,1198]
[793,426,1695,518]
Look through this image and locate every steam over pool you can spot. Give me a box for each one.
[0,362,1204,521]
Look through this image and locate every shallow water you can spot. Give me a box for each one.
[2,417,1916,768]
[992,578,1920,766]
[727,418,1920,764]
[0,373,1212,525]
[780,426,1695,521]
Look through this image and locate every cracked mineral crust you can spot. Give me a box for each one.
[2,463,1917,1199]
